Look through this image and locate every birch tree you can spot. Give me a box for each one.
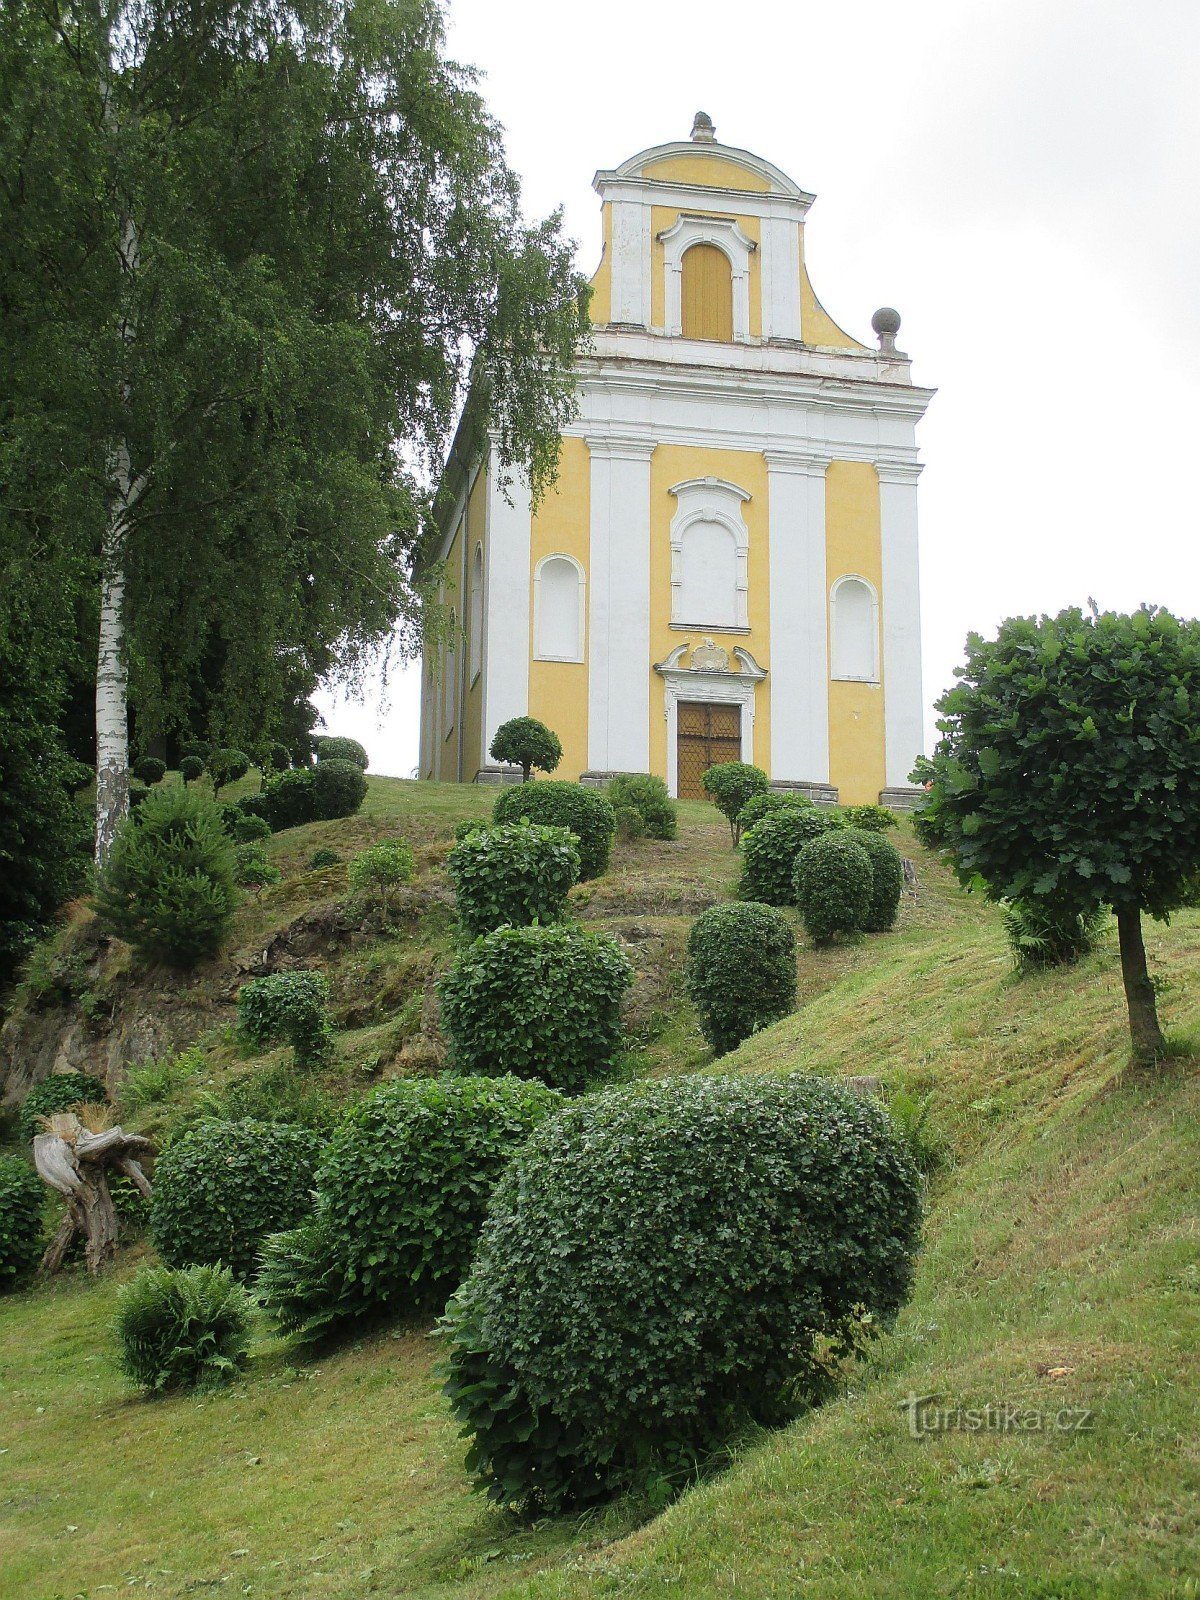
[1,0,589,864]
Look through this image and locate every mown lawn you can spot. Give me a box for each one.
[2,779,1198,1598]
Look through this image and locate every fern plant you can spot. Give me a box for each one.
[114,1264,252,1392]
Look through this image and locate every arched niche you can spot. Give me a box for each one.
[830,575,880,682]
[533,553,585,662]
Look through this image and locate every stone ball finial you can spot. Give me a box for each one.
[691,110,716,143]
[871,306,902,354]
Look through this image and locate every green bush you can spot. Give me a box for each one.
[267,742,292,771]
[493,781,615,880]
[255,1216,358,1343]
[311,758,368,822]
[133,757,167,786]
[702,762,769,845]
[118,1049,204,1115]
[740,805,841,906]
[250,767,317,831]
[444,1073,922,1514]
[685,902,797,1056]
[346,839,415,901]
[226,808,272,844]
[206,748,251,795]
[93,784,238,966]
[841,803,898,833]
[606,773,677,841]
[233,843,281,893]
[271,1075,564,1329]
[314,735,369,770]
[793,832,873,946]
[489,716,562,782]
[178,739,212,765]
[194,1060,340,1133]
[127,778,150,812]
[150,1118,322,1279]
[1002,898,1110,971]
[439,923,632,1093]
[178,755,205,783]
[238,972,334,1068]
[446,822,579,938]
[19,1070,109,1142]
[613,804,646,843]
[308,848,341,870]
[844,828,905,933]
[737,791,815,835]
[114,1263,252,1392]
[0,1156,45,1290]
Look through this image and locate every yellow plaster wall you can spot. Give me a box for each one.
[436,522,462,781]
[651,205,762,337]
[588,202,612,324]
[641,154,772,193]
[528,435,590,780]
[825,460,885,805]
[648,444,771,781]
[461,464,487,781]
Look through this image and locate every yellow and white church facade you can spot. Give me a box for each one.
[420,116,933,805]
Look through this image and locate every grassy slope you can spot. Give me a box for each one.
[2,780,1198,1599]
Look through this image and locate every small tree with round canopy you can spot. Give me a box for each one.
[489,717,562,783]
[914,605,1200,1066]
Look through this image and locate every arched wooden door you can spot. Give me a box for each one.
[677,702,742,799]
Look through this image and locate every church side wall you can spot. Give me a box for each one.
[461,464,488,781]
[825,460,887,805]
[434,518,463,782]
[528,436,590,780]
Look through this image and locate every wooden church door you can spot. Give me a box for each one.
[677,702,742,799]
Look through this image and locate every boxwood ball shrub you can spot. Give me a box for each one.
[311,758,368,821]
[844,827,905,934]
[225,807,272,844]
[737,790,815,836]
[298,1075,564,1323]
[841,803,898,833]
[701,761,769,845]
[93,784,238,965]
[492,781,616,880]
[446,822,580,938]
[114,1263,252,1392]
[444,1073,922,1514]
[489,716,562,782]
[606,773,677,841]
[133,756,167,786]
[793,832,874,946]
[178,754,205,783]
[150,1118,322,1279]
[238,971,334,1068]
[19,1070,109,1142]
[267,741,292,771]
[439,923,632,1093]
[314,734,369,770]
[0,1156,45,1290]
[206,748,251,795]
[178,739,212,765]
[740,804,841,906]
[250,767,317,831]
[685,902,797,1056]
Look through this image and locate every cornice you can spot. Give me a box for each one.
[583,434,657,462]
[762,449,832,477]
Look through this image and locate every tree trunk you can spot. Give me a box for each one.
[1116,904,1166,1066]
[33,1114,155,1275]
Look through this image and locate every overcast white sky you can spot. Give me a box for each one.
[317,0,1200,778]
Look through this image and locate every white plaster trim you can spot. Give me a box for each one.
[766,451,830,784]
[659,214,756,342]
[482,457,530,755]
[654,645,766,798]
[668,476,752,630]
[532,552,586,663]
[830,573,881,684]
[588,441,652,773]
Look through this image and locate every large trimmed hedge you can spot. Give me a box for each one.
[740,804,841,906]
[844,827,905,933]
[685,902,797,1055]
[793,832,874,945]
[492,782,615,880]
[444,1074,922,1513]
[446,822,580,938]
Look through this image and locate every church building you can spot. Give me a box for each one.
[419,115,934,805]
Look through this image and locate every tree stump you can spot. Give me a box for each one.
[32,1112,155,1274]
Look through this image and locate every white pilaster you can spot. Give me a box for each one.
[877,460,925,789]
[587,436,654,772]
[483,459,531,753]
[765,450,831,784]
[609,199,651,327]
[761,215,802,342]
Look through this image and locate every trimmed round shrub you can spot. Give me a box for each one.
[346,839,415,899]
[206,748,251,794]
[614,805,646,843]
[446,822,580,938]
[0,1156,45,1290]
[606,773,677,841]
[685,902,797,1056]
[150,1119,322,1279]
[251,767,317,831]
[844,827,905,933]
[19,1070,109,1142]
[133,757,167,786]
[793,832,874,945]
[489,716,562,782]
[439,923,632,1093]
[308,848,341,870]
[737,791,816,836]
[179,755,205,783]
[178,739,212,765]
[93,784,238,966]
[701,761,769,844]
[238,971,334,1068]
[311,758,368,821]
[841,803,898,833]
[233,843,281,892]
[493,781,615,881]
[314,735,368,770]
[114,1264,252,1392]
[291,1075,564,1324]
[226,808,272,844]
[444,1074,922,1514]
[741,805,841,906]
[267,742,292,771]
